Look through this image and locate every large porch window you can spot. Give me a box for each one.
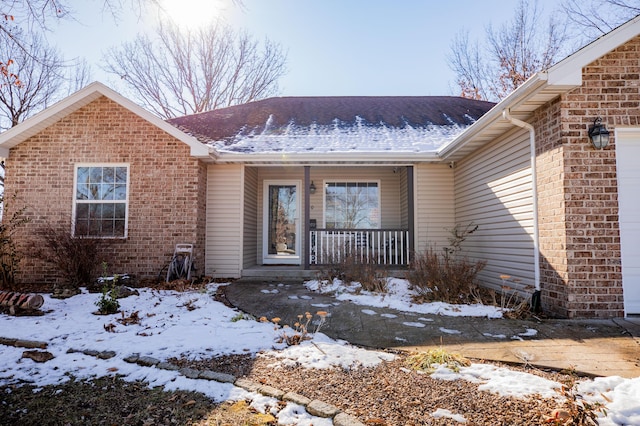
[324,181,379,229]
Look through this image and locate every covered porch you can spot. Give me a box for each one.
[243,164,415,273]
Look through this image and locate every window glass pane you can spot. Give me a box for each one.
[115,167,127,183]
[76,183,89,200]
[97,183,110,200]
[325,182,379,229]
[114,220,125,236]
[89,167,103,184]
[101,220,114,236]
[114,184,127,200]
[115,203,126,219]
[76,204,89,220]
[89,219,101,236]
[102,203,115,218]
[88,183,100,200]
[103,167,115,183]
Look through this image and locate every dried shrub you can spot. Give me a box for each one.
[0,196,30,290]
[407,247,486,303]
[32,223,113,291]
[408,223,486,304]
[497,275,537,319]
[318,249,388,293]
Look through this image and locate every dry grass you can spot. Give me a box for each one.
[405,348,472,373]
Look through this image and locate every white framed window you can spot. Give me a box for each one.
[324,181,380,229]
[73,164,129,238]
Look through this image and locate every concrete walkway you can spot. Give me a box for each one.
[224,280,640,379]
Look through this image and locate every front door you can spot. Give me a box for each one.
[263,181,301,265]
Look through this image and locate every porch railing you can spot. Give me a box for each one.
[309,229,410,266]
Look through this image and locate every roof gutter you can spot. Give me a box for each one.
[438,72,549,160]
[502,109,541,293]
[213,151,442,164]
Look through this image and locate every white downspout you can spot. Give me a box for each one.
[502,109,541,292]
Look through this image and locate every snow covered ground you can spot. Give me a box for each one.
[1,282,639,425]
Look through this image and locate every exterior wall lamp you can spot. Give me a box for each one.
[309,181,316,194]
[588,117,610,150]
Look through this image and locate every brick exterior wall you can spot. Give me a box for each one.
[3,96,207,288]
[531,36,640,317]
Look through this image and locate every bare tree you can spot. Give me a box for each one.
[562,0,640,41]
[448,0,569,102]
[0,31,91,130]
[102,20,287,118]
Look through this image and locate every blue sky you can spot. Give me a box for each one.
[49,0,561,97]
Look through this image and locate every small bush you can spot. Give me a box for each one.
[407,223,485,304]
[33,223,113,291]
[318,249,388,293]
[95,281,120,315]
[408,247,486,303]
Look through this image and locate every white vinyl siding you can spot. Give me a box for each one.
[206,164,243,278]
[414,164,455,251]
[454,128,535,293]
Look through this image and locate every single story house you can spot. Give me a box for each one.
[2,15,640,318]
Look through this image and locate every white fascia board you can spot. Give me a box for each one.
[214,151,441,164]
[438,73,549,159]
[0,81,216,160]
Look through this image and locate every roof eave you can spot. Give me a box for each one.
[438,15,640,162]
[437,73,554,161]
[213,151,441,165]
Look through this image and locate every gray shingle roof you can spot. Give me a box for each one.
[168,96,495,143]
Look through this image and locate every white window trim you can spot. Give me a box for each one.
[72,163,130,239]
[322,179,381,229]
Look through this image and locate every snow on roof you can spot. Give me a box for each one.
[168,96,495,155]
[211,116,472,154]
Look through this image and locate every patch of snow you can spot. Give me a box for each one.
[260,333,396,369]
[483,333,507,339]
[403,321,426,328]
[518,328,538,337]
[304,278,504,318]
[439,327,462,335]
[432,364,561,399]
[361,309,377,315]
[432,408,467,423]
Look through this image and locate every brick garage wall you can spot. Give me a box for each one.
[532,99,572,316]
[532,36,640,317]
[3,96,207,288]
